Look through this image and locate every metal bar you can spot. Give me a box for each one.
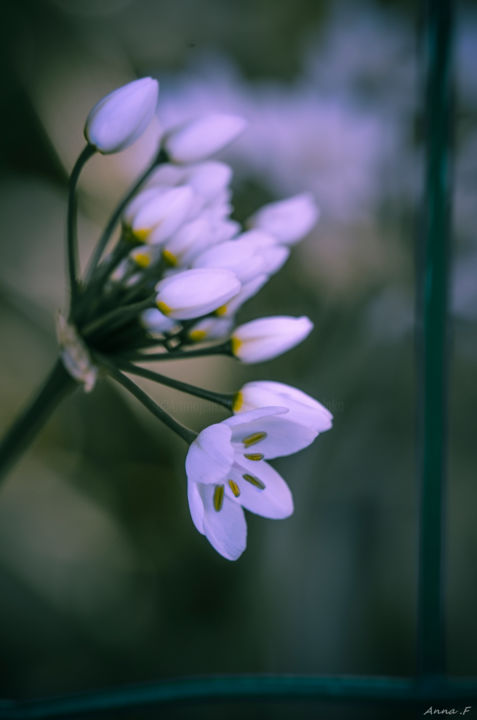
[417,0,453,676]
[1,675,476,718]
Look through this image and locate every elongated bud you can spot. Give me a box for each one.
[234,380,332,433]
[164,114,247,164]
[231,316,313,363]
[130,186,193,243]
[248,193,319,245]
[155,268,241,320]
[84,77,159,154]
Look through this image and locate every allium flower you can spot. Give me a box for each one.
[129,186,194,243]
[248,193,319,245]
[234,381,333,433]
[186,407,318,560]
[84,77,159,154]
[231,316,313,363]
[164,114,247,164]
[155,268,241,319]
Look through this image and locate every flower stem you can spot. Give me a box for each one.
[82,295,156,337]
[98,356,196,444]
[67,144,96,309]
[83,148,167,284]
[0,360,77,483]
[116,360,234,410]
[117,341,233,362]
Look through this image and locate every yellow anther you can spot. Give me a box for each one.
[133,252,151,268]
[244,453,264,461]
[228,480,241,498]
[232,391,243,412]
[213,484,225,511]
[133,228,150,243]
[188,329,208,342]
[156,300,172,316]
[230,336,242,356]
[162,249,178,267]
[242,473,265,490]
[242,431,267,447]
[215,304,228,316]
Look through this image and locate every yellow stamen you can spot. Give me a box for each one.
[228,480,241,497]
[213,484,225,511]
[242,473,265,490]
[133,252,151,268]
[188,329,208,342]
[215,304,228,316]
[244,453,264,461]
[162,249,178,267]
[133,228,150,243]
[243,431,267,447]
[232,391,244,412]
[230,336,242,356]
[156,300,172,316]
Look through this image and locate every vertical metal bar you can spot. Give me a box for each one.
[417,0,453,676]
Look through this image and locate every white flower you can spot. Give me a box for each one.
[155,268,241,320]
[248,193,319,245]
[84,77,159,154]
[191,239,265,283]
[164,114,247,164]
[234,381,333,433]
[186,317,233,342]
[231,316,313,363]
[186,162,233,201]
[186,407,319,559]
[130,186,194,243]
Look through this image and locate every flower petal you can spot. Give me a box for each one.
[227,406,318,458]
[200,485,247,560]
[232,316,313,363]
[155,268,241,319]
[185,423,234,485]
[227,459,293,519]
[165,114,247,164]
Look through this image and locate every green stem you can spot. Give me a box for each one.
[82,295,156,337]
[98,356,196,444]
[117,340,233,362]
[67,144,96,310]
[83,148,167,284]
[117,360,234,410]
[0,360,77,483]
[417,0,453,677]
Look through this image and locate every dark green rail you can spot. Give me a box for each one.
[0,0,468,716]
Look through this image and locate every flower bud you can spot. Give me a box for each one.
[248,193,319,245]
[164,114,247,164]
[131,186,193,243]
[84,77,159,154]
[191,239,265,282]
[140,308,179,334]
[231,316,313,363]
[234,381,332,433]
[155,268,241,320]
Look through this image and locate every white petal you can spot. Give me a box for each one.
[248,193,319,245]
[140,308,179,334]
[146,163,187,187]
[237,381,333,433]
[165,114,247,164]
[132,186,193,241]
[225,274,269,316]
[227,459,293,519]
[185,423,234,485]
[191,240,264,282]
[232,316,313,363]
[187,479,205,534]
[187,317,233,342]
[200,486,247,560]
[155,268,241,319]
[226,406,318,458]
[85,77,159,154]
[186,162,233,201]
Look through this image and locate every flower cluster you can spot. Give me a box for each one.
[61,77,331,560]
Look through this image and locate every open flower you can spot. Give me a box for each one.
[186,407,318,559]
[234,381,333,433]
[231,316,313,363]
[84,77,159,154]
[155,268,241,319]
[164,114,247,164]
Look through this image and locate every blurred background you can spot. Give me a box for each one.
[0,0,476,717]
